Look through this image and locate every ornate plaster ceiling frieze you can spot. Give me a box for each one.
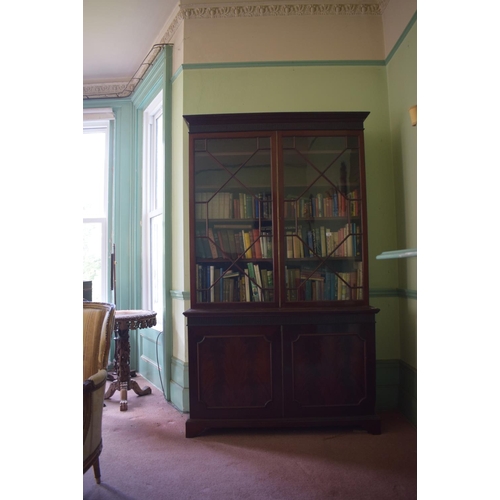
[179,1,388,19]
[83,82,132,100]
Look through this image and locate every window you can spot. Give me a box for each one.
[142,92,164,330]
[83,109,113,302]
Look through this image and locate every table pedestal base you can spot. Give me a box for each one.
[104,378,152,411]
[104,309,156,411]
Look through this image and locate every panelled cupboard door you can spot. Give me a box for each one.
[188,325,282,420]
[282,323,376,418]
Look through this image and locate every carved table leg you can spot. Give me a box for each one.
[130,379,152,397]
[104,333,122,399]
[108,326,153,411]
[118,328,131,411]
[106,334,120,381]
[104,380,118,400]
[120,384,128,411]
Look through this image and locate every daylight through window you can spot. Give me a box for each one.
[83,109,113,302]
[143,93,164,330]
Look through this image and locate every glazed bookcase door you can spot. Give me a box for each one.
[279,131,366,305]
[191,132,276,306]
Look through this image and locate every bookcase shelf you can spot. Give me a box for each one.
[183,112,380,437]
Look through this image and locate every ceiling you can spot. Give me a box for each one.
[83,0,388,86]
[83,0,177,84]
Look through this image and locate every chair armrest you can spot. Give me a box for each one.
[83,369,108,394]
[83,369,108,443]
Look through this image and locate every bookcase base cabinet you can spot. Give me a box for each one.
[184,307,380,437]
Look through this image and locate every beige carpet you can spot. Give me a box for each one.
[83,375,417,500]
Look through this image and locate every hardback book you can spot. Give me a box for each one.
[243,231,252,259]
[252,229,262,259]
[246,263,261,302]
[207,228,219,259]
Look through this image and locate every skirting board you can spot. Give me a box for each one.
[169,356,189,412]
[398,360,417,427]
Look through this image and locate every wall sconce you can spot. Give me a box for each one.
[409,105,417,126]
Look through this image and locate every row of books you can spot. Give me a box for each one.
[286,223,361,259]
[284,189,360,219]
[196,263,274,303]
[195,263,362,303]
[196,227,273,260]
[196,223,360,261]
[285,266,363,301]
[195,191,272,220]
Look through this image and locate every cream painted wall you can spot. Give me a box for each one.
[152,1,185,75]
[171,20,185,76]
[172,297,189,361]
[171,70,191,362]
[161,0,417,66]
[180,0,379,4]
[382,0,417,58]
[172,79,188,295]
[183,14,384,63]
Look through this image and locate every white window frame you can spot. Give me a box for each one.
[142,92,164,331]
[83,109,113,302]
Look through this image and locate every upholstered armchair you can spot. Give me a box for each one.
[83,301,115,484]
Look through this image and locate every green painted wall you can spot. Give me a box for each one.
[383,13,417,424]
[386,17,417,370]
[180,64,400,361]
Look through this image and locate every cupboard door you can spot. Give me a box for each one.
[188,325,282,419]
[282,323,376,418]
